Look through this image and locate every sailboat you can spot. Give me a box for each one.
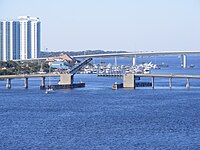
[45,63,54,94]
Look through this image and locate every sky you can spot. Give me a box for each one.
[0,0,200,52]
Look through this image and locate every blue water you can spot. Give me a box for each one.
[1,56,200,149]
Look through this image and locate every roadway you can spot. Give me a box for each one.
[1,73,200,80]
[10,50,200,62]
[73,50,200,58]
[0,73,60,79]
[134,73,200,79]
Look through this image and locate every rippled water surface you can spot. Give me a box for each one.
[1,56,200,149]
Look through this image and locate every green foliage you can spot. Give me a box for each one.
[0,61,50,75]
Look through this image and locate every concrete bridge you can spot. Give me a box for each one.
[0,74,59,89]
[73,50,200,58]
[12,50,200,69]
[0,73,79,89]
[123,73,200,89]
[1,58,92,89]
[73,50,200,69]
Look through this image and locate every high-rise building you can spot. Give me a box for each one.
[18,16,41,60]
[30,17,41,59]
[0,21,20,61]
[13,21,20,60]
[0,16,41,61]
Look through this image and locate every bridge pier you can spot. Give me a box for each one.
[132,57,136,66]
[151,77,154,89]
[186,78,190,89]
[59,74,73,85]
[123,74,135,88]
[6,78,11,89]
[169,77,172,89]
[181,54,187,69]
[24,78,28,89]
[41,77,45,89]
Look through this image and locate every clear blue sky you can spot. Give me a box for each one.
[1,0,200,51]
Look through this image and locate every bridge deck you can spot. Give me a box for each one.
[73,50,200,58]
[134,74,200,79]
[1,73,200,80]
[0,74,60,79]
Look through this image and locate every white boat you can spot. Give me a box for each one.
[45,88,54,94]
[143,68,150,74]
[45,63,54,94]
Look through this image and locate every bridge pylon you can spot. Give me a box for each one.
[181,54,187,69]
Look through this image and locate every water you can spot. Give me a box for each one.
[1,56,200,149]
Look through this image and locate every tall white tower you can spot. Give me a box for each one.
[30,17,40,59]
[18,16,40,60]
[0,16,40,61]
[19,16,29,60]
[2,21,6,61]
[0,21,20,61]
[0,22,2,60]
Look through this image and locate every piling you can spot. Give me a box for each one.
[41,77,45,89]
[6,78,11,89]
[169,77,172,89]
[24,78,28,89]
[151,77,154,89]
[186,78,190,89]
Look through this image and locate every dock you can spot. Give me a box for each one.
[112,82,152,90]
[97,73,123,77]
[40,82,85,90]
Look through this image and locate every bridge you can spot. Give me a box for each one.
[72,50,200,69]
[12,50,200,69]
[123,73,200,89]
[0,58,92,89]
[72,50,200,58]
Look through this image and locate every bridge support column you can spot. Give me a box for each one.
[169,78,172,89]
[24,78,28,89]
[123,74,135,89]
[132,57,136,66]
[186,78,190,89]
[151,77,154,89]
[59,74,73,85]
[6,78,11,89]
[41,77,45,89]
[181,54,187,68]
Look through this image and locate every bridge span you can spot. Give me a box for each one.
[123,73,200,89]
[73,50,200,68]
[0,74,59,89]
[11,50,200,68]
[73,50,200,58]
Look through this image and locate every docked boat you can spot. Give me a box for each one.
[189,64,195,68]
[143,68,150,74]
[112,82,123,90]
